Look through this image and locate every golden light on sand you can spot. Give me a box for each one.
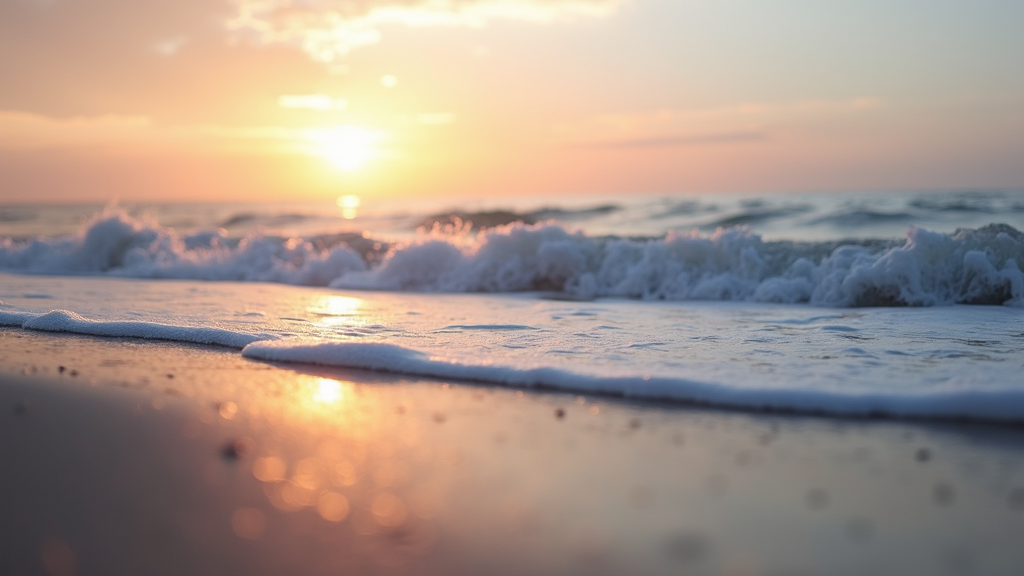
[231,508,267,540]
[293,457,325,490]
[219,401,238,420]
[256,375,368,432]
[317,491,351,522]
[235,372,407,522]
[294,377,359,420]
[332,461,359,487]
[252,456,288,483]
[41,539,77,576]
[372,492,409,527]
[279,481,318,509]
[305,126,383,171]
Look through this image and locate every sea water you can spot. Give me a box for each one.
[2,190,1023,422]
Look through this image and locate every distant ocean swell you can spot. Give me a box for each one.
[2,209,1022,307]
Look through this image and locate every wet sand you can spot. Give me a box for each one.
[2,328,1024,576]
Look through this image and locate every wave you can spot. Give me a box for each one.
[0,309,271,348]
[707,204,813,227]
[650,200,718,219]
[326,223,1023,306]
[220,212,319,228]
[240,339,1024,423]
[417,204,621,231]
[0,208,373,285]
[809,209,916,227]
[2,208,1023,306]
[0,208,37,223]
[418,209,538,230]
[909,191,1024,214]
[4,307,1023,422]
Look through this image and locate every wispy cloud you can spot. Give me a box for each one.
[227,0,623,63]
[574,131,767,149]
[0,111,155,150]
[152,36,189,56]
[560,98,883,149]
[0,111,382,158]
[278,94,348,111]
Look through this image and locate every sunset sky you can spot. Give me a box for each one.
[1,0,1022,203]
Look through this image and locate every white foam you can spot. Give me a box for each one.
[334,224,1024,307]
[5,208,1021,307]
[11,309,271,348]
[3,275,1023,424]
[0,208,366,285]
[0,310,36,326]
[241,339,1024,423]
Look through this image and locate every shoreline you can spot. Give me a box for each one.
[5,317,1024,426]
[2,329,1024,575]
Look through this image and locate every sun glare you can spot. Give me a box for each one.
[279,94,347,111]
[306,126,383,171]
[308,295,365,325]
[337,195,360,219]
[311,378,345,405]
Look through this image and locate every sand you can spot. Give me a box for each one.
[2,327,1024,576]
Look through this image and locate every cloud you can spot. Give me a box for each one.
[560,98,883,149]
[153,36,190,56]
[0,111,155,150]
[575,131,767,149]
[0,110,287,152]
[227,0,622,62]
[278,94,348,111]
[0,0,284,120]
[0,110,391,163]
[0,0,618,119]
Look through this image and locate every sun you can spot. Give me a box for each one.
[306,125,383,171]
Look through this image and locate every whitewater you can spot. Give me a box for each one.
[2,190,1024,422]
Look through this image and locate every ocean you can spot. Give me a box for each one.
[2,189,1023,422]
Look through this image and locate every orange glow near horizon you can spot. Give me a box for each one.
[1,1,1022,203]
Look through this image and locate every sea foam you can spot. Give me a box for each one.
[0,209,367,285]
[2,208,1023,306]
[241,339,1024,423]
[6,309,270,348]
[2,291,1023,423]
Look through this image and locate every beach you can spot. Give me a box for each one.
[5,0,1024,572]
[3,327,1024,576]
[2,196,1024,574]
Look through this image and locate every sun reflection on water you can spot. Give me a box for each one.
[311,377,344,405]
[297,377,356,417]
[308,295,365,327]
[230,371,448,543]
[336,194,360,219]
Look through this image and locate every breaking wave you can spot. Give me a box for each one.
[2,208,1023,307]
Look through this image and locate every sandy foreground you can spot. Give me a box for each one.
[1,328,1023,576]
